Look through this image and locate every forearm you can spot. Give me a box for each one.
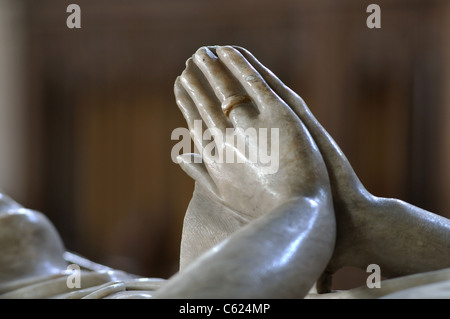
[370,197,450,276]
[331,196,450,278]
[154,195,335,298]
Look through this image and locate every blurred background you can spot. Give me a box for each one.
[0,0,449,290]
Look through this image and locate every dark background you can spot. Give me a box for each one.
[1,0,449,289]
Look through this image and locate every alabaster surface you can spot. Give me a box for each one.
[1,45,449,299]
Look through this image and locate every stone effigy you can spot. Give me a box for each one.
[1,45,450,299]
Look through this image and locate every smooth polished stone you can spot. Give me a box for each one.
[1,45,450,299]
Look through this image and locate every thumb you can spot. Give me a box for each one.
[177,153,218,195]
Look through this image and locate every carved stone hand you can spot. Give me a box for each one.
[175,46,335,270]
[230,46,450,292]
[158,46,336,297]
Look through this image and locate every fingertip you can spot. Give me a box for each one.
[232,45,253,58]
[185,56,195,69]
[194,46,207,57]
[207,45,219,55]
[181,58,200,85]
[216,45,233,57]
[176,153,197,165]
[194,46,218,65]
[216,46,248,65]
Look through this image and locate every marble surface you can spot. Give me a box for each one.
[1,45,450,298]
